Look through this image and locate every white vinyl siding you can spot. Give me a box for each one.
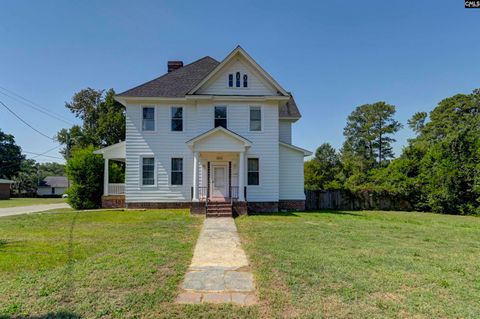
[279,120,292,144]
[125,103,194,203]
[37,187,67,196]
[125,100,280,203]
[279,144,305,200]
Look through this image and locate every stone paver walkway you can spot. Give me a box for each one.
[0,203,70,218]
[176,217,257,305]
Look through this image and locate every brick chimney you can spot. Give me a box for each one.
[168,61,183,72]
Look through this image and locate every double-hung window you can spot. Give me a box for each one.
[142,107,155,131]
[171,158,183,185]
[248,158,259,185]
[249,106,261,131]
[214,106,227,128]
[142,157,155,186]
[171,107,183,131]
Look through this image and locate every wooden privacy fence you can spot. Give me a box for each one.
[305,190,413,211]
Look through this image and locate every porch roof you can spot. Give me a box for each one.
[186,127,252,152]
[93,141,126,160]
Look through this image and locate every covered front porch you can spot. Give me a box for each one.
[192,152,247,203]
[188,127,251,216]
[188,127,251,204]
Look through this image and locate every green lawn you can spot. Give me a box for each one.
[236,211,480,318]
[0,197,66,208]
[0,209,257,318]
[1,209,479,318]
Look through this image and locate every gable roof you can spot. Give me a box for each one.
[188,46,288,96]
[186,126,252,147]
[116,46,301,119]
[118,56,219,98]
[39,176,68,188]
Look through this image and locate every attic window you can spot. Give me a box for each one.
[228,74,233,87]
[243,74,248,88]
[236,72,241,87]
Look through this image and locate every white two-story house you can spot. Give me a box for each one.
[94,46,311,215]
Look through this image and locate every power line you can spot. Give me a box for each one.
[0,86,74,125]
[28,145,62,160]
[23,150,63,160]
[0,100,58,141]
[0,146,63,170]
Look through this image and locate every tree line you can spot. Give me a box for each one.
[305,89,480,215]
[0,130,66,194]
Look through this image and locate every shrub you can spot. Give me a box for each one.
[66,145,103,209]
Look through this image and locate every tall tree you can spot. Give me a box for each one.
[305,143,343,190]
[12,159,38,194]
[57,88,125,158]
[342,102,402,167]
[0,129,25,179]
[408,111,428,135]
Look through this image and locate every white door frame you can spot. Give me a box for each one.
[210,162,228,199]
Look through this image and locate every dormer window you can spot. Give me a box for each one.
[228,74,233,87]
[236,72,241,87]
[243,74,248,87]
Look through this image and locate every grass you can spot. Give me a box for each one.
[0,197,66,208]
[1,209,479,318]
[0,209,258,318]
[236,210,480,318]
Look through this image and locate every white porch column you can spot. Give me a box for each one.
[104,158,109,196]
[193,151,199,201]
[238,151,245,201]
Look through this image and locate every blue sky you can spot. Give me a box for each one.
[1,0,479,163]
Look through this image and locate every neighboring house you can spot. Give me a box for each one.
[0,179,14,199]
[37,176,69,196]
[94,46,311,214]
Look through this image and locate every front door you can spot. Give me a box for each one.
[211,164,227,199]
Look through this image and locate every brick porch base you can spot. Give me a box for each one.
[102,195,125,208]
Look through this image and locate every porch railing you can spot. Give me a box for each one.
[108,183,125,195]
[198,186,208,201]
[190,186,247,203]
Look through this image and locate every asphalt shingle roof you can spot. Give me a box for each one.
[118,57,220,98]
[118,55,301,118]
[39,176,68,188]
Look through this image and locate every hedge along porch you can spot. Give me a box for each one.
[93,142,126,208]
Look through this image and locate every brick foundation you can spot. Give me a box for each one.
[126,202,192,209]
[278,200,305,212]
[102,195,125,208]
[247,201,279,213]
[190,201,206,214]
[232,201,248,216]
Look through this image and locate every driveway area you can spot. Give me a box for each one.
[0,203,70,218]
